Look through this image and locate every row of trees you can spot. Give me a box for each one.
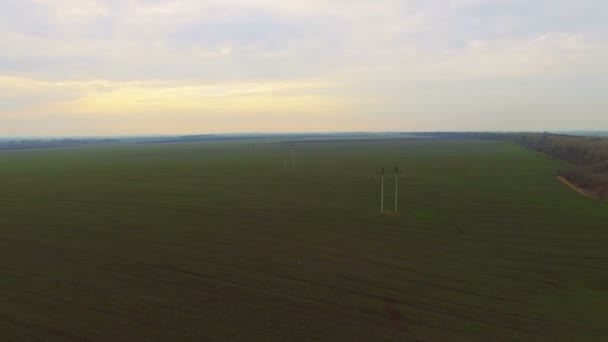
[513,133,608,166]
[0,138,117,150]
[561,166,608,198]
[512,133,608,198]
[418,132,608,199]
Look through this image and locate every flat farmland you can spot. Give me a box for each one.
[1,139,607,341]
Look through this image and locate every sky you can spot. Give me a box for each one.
[1,0,608,136]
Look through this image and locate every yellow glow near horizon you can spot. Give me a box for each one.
[66,87,343,114]
[2,76,346,117]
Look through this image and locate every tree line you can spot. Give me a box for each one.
[418,132,608,199]
[0,138,117,150]
[513,133,608,198]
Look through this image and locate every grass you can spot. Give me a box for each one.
[1,139,607,341]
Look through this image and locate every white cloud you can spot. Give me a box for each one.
[0,0,607,134]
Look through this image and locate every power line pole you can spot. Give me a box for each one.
[284,142,296,169]
[377,164,385,214]
[377,163,400,215]
[394,164,399,213]
[283,143,287,169]
[381,171,384,214]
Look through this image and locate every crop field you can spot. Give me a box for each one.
[1,139,607,341]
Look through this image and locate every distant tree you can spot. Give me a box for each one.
[434,131,608,199]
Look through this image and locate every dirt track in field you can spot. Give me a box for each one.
[557,176,604,200]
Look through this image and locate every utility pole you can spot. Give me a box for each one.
[381,170,384,214]
[376,163,400,215]
[284,142,296,169]
[377,164,385,214]
[394,164,399,213]
[283,144,287,169]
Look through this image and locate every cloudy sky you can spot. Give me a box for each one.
[1,0,607,136]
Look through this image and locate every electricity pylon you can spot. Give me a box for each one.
[284,142,296,169]
[394,164,399,213]
[377,164,385,214]
[376,164,400,214]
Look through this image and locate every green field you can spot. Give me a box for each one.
[1,139,607,341]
